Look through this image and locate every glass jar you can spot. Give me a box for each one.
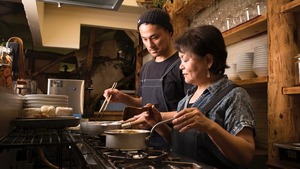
[294,54,300,86]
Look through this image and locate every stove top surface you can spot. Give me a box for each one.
[74,134,213,169]
[0,128,215,169]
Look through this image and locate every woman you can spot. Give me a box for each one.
[143,25,256,169]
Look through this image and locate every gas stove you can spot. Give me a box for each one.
[73,133,215,169]
[0,128,215,169]
[0,128,89,169]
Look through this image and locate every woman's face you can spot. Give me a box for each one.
[139,23,172,58]
[179,51,208,85]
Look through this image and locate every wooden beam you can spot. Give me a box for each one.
[83,28,97,74]
[135,37,143,92]
[31,52,74,77]
[267,0,300,165]
[83,27,97,111]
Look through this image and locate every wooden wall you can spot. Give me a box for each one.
[267,0,300,165]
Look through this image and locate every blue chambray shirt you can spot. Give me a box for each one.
[172,75,256,169]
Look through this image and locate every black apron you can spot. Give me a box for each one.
[141,59,180,150]
[172,84,238,168]
[141,59,180,112]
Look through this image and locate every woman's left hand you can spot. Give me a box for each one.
[124,104,161,129]
[172,107,213,133]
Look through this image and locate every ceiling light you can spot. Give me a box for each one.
[40,0,124,10]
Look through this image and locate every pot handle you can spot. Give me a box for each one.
[150,117,175,133]
[145,117,175,147]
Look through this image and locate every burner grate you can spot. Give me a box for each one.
[75,134,206,169]
[0,128,77,148]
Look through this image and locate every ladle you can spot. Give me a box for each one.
[145,117,175,146]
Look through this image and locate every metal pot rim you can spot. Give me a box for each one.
[104,129,150,135]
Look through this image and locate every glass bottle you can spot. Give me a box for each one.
[294,54,300,86]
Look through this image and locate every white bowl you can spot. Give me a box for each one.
[237,71,257,80]
[253,67,268,77]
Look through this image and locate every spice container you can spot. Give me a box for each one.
[0,47,13,90]
[294,54,300,86]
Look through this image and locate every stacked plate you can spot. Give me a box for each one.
[236,52,257,80]
[253,45,268,77]
[225,63,240,80]
[23,94,68,108]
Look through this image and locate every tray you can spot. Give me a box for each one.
[13,116,80,129]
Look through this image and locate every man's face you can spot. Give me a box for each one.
[139,23,172,58]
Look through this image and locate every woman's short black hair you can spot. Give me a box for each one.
[174,25,229,75]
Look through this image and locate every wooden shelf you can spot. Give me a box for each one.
[281,0,300,13]
[222,15,267,46]
[233,76,268,87]
[267,160,300,169]
[282,86,300,95]
[173,0,212,17]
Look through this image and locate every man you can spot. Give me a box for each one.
[103,8,191,149]
[104,8,190,111]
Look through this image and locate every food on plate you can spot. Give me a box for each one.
[22,105,56,118]
[22,107,53,118]
[41,105,56,117]
[22,108,42,118]
[55,107,73,116]
[22,106,73,118]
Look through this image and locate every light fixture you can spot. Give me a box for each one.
[40,0,124,10]
[57,2,61,8]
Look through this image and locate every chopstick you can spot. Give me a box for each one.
[97,82,117,119]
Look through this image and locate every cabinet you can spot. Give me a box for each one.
[168,0,300,168]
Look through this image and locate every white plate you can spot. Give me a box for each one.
[24,94,68,99]
[24,103,68,108]
[24,100,68,104]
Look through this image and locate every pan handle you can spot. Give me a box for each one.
[150,117,175,133]
[145,117,175,147]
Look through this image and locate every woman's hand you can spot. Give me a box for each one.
[173,107,255,166]
[172,107,213,133]
[122,104,161,129]
[144,104,162,126]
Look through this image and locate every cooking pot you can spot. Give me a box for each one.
[105,129,150,150]
[81,120,121,137]
[104,117,174,150]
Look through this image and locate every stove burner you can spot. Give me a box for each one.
[104,149,168,161]
[74,134,207,169]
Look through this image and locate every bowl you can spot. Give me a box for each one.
[80,120,121,137]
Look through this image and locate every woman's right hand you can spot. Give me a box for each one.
[121,104,160,129]
[144,104,162,127]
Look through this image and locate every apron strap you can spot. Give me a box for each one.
[161,58,180,78]
[142,62,150,81]
[202,83,238,116]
